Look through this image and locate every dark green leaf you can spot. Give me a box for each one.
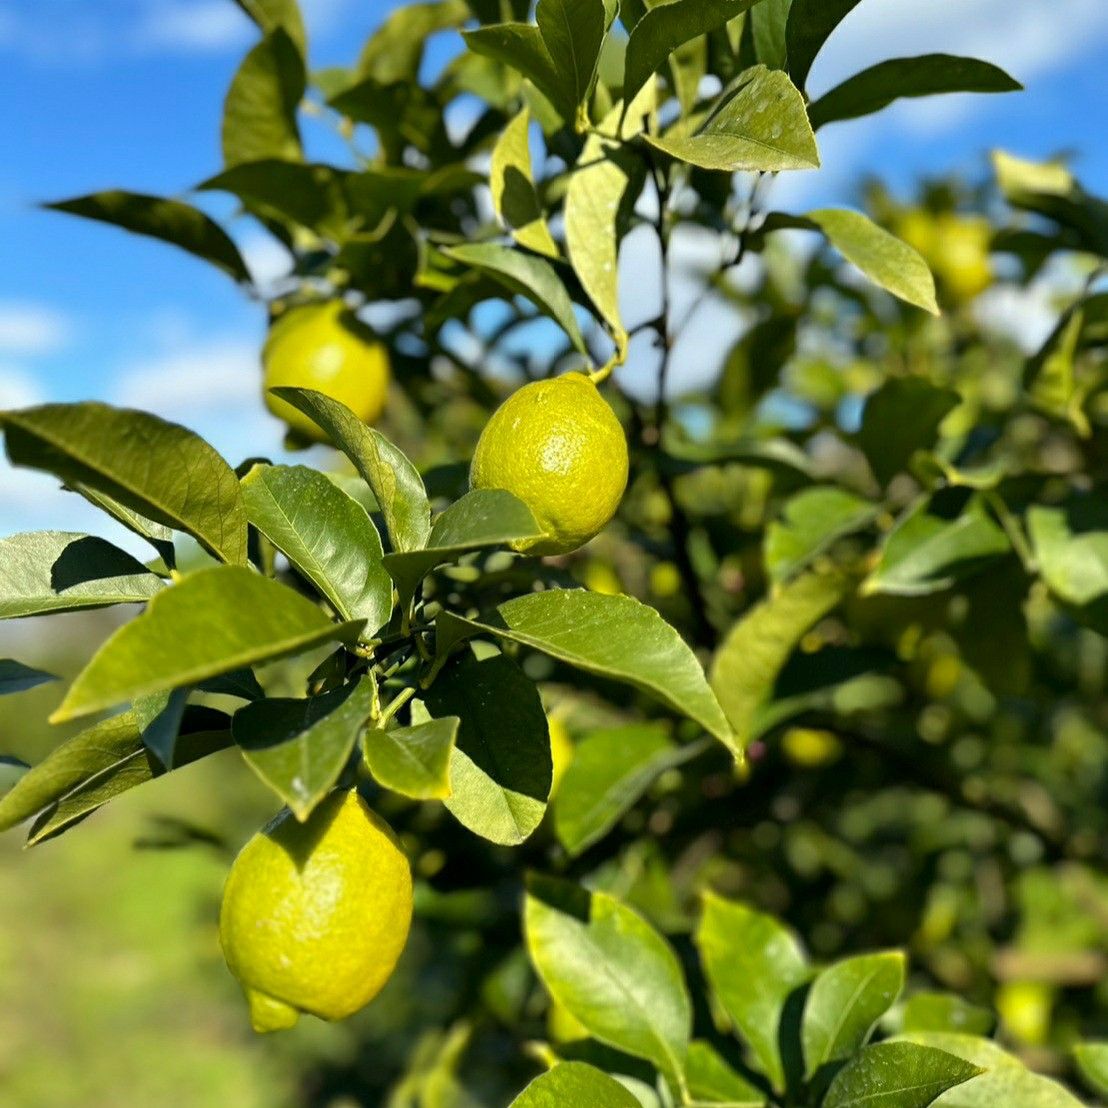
[752,0,791,69]
[222,28,305,167]
[362,715,458,800]
[526,877,691,1091]
[1,402,248,566]
[271,388,431,552]
[510,1063,641,1107]
[70,485,176,563]
[232,0,307,56]
[242,463,392,634]
[0,532,164,620]
[233,678,376,819]
[808,55,1021,130]
[857,378,960,486]
[424,652,551,845]
[51,566,363,723]
[45,192,251,283]
[785,0,862,91]
[536,0,608,120]
[0,660,56,696]
[823,1042,981,1108]
[697,894,809,1093]
[463,23,567,120]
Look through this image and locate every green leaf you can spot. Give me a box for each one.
[0,759,29,799]
[0,660,56,696]
[864,493,1010,597]
[232,677,376,819]
[358,0,469,84]
[751,0,791,70]
[1025,304,1089,434]
[764,486,877,584]
[438,589,737,756]
[823,1042,982,1108]
[198,160,348,240]
[526,877,692,1092]
[71,486,176,563]
[1,402,248,566]
[134,687,192,767]
[424,651,551,845]
[802,952,905,1079]
[1073,1042,1108,1098]
[785,0,863,91]
[901,994,995,1037]
[441,243,588,355]
[710,570,853,744]
[553,723,697,856]
[491,107,559,257]
[242,464,392,635]
[362,715,459,800]
[808,55,1021,130]
[646,66,819,172]
[696,894,809,1093]
[0,707,229,836]
[510,1063,641,1107]
[684,1041,767,1106]
[771,209,939,314]
[1028,499,1108,622]
[232,0,307,56]
[0,532,164,620]
[222,28,305,167]
[271,388,431,553]
[51,566,363,723]
[623,0,762,106]
[463,23,567,121]
[536,0,608,120]
[857,378,960,486]
[383,489,544,609]
[45,192,251,283]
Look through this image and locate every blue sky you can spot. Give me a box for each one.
[1,0,1106,541]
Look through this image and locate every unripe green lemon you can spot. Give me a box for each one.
[219,790,412,1033]
[262,300,390,441]
[470,373,629,555]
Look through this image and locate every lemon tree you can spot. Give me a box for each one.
[2,0,1108,1104]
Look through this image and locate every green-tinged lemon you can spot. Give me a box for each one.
[470,372,629,555]
[262,300,390,441]
[219,790,412,1033]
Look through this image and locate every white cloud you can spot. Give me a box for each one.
[0,365,43,409]
[0,302,71,356]
[132,1,250,53]
[238,232,293,293]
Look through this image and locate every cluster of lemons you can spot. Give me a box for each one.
[222,302,628,1032]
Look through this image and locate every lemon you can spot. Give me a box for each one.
[470,373,628,555]
[897,209,993,305]
[262,300,390,441]
[548,715,575,796]
[996,980,1054,1046]
[219,790,412,1033]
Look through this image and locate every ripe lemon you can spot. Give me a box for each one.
[219,790,412,1033]
[262,300,390,441]
[897,209,993,305]
[470,373,628,555]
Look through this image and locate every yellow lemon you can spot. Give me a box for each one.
[781,727,843,768]
[548,715,575,796]
[934,213,994,303]
[470,373,628,555]
[996,980,1054,1046]
[262,300,390,441]
[219,790,412,1033]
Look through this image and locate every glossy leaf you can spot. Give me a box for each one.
[623,0,762,105]
[0,660,56,696]
[242,464,392,634]
[232,678,376,819]
[786,0,864,91]
[271,388,431,552]
[1,402,248,566]
[383,489,543,608]
[802,952,905,1078]
[526,877,691,1091]
[751,0,791,70]
[424,652,551,846]
[710,570,853,744]
[490,107,559,257]
[808,55,1021,130]
[438,589,737,755]
[536,0,607,118]
[0,532,163,620]
[463,23,566,120]
[442,243,588,354]
[71,485,176,563]
[857,378,960,486]
[685,1041,767,1106]
[764,486,877,584]
[510,1063,640,1107]
[45,192,250,283]
[363,716,459,800]
[553,723,695,856]
[52,566,363,723]
[864,494,1010,597]
[824,1042,981,1108]
[697,894,809,1092]
[647,66,819,172]
[222,28,305,167]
